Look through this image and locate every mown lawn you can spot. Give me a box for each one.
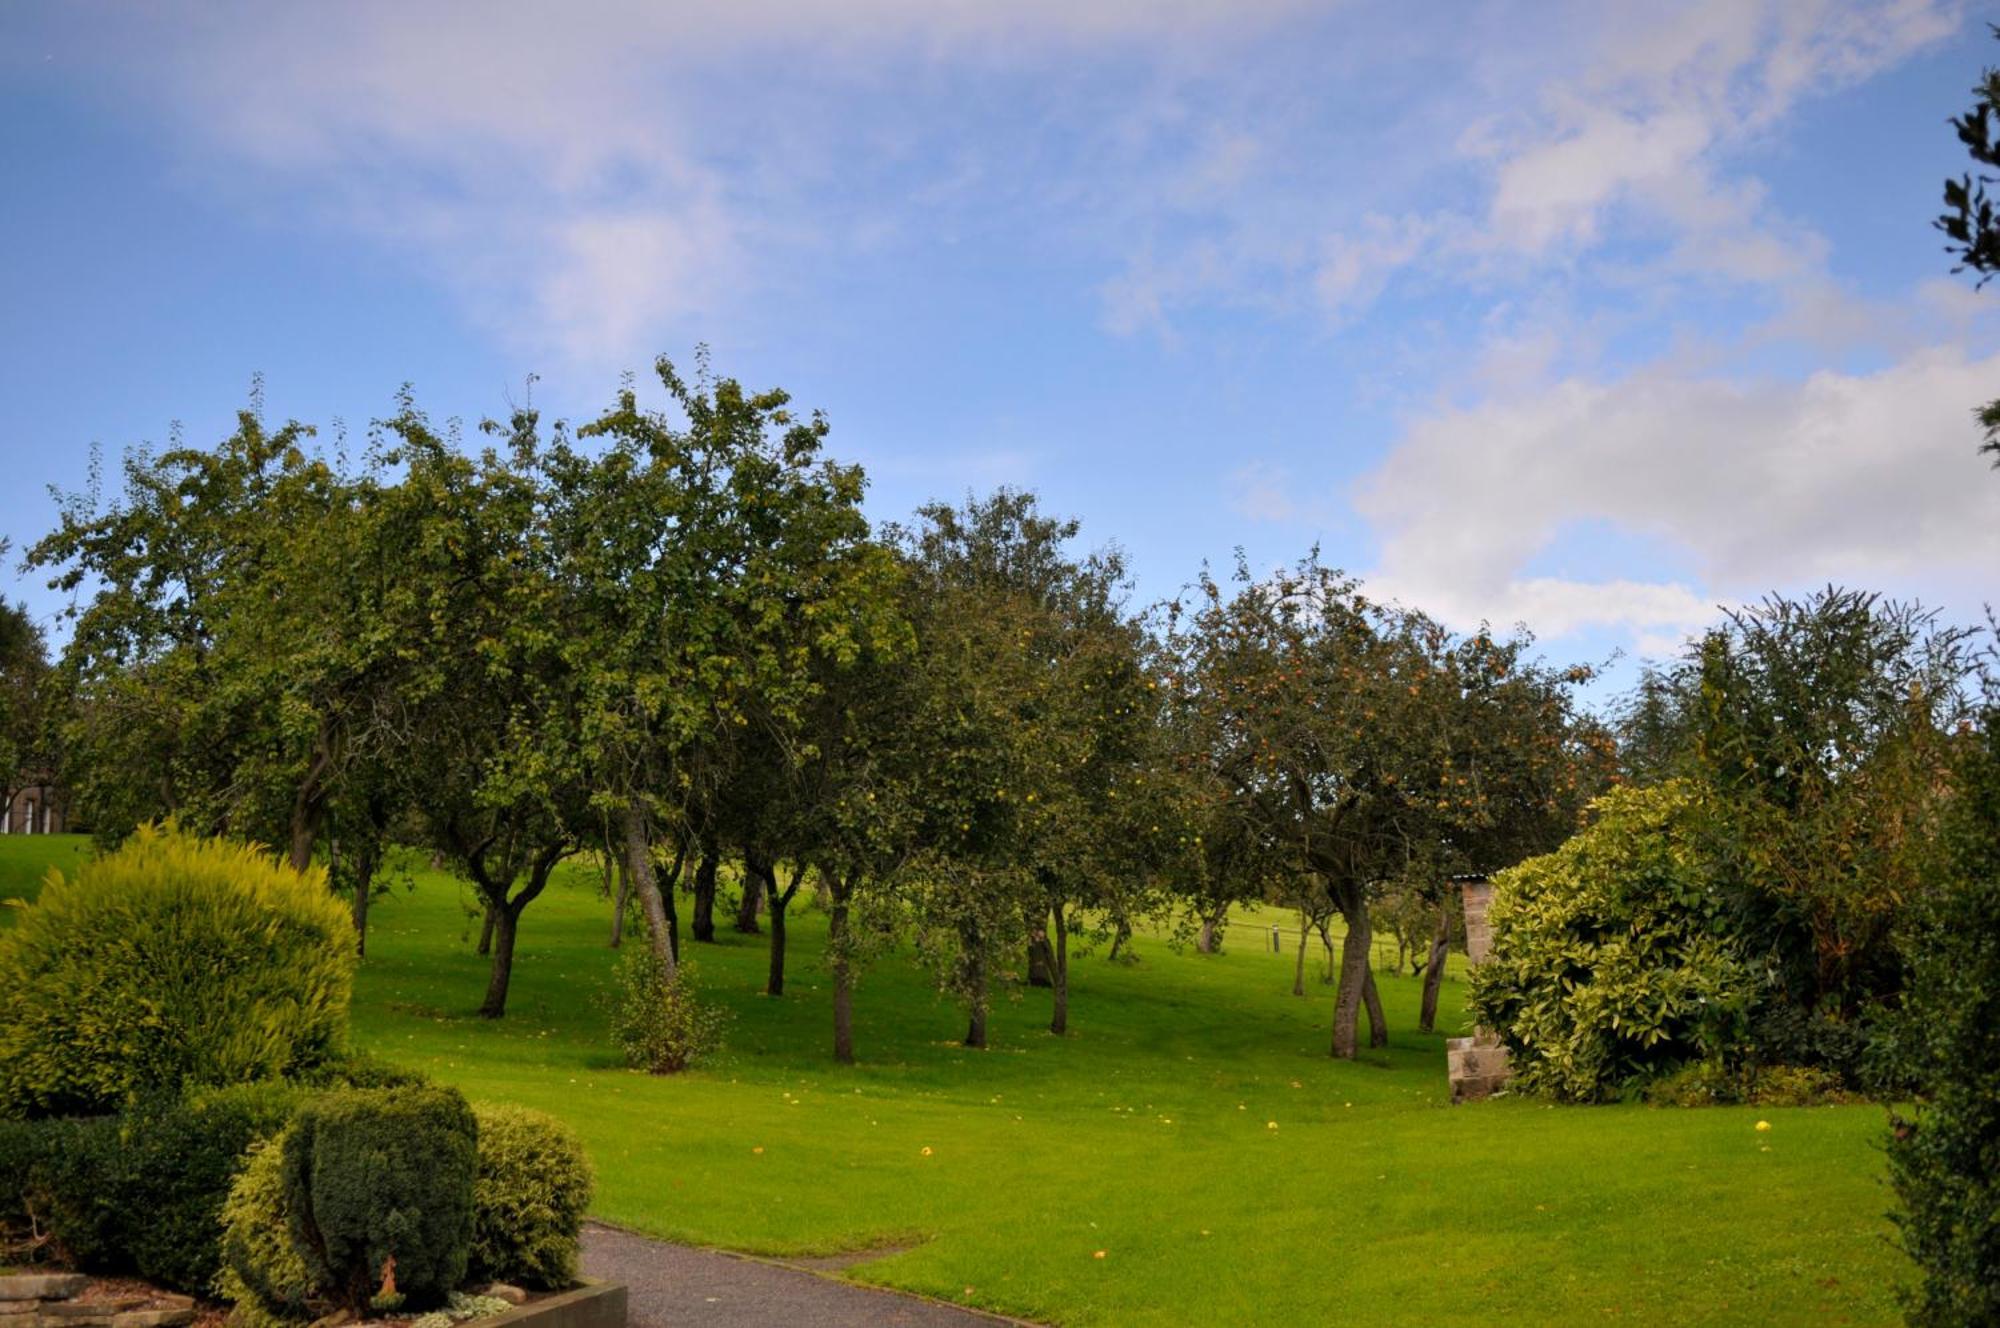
[1,835,1908,1325]
[0,833,89,922]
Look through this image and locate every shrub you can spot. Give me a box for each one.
[1467,782,1755,1103]
[0,825,357,1117]
[0,1117,45,1234]
[25,1116,126,1270]
[1887,710,2000,1327]
[1645,1061,1851,1108]
[219,1132,320,1328]
[281,1085,478,1313]
[467,1105,593,1290]
[119,1082,311,1293]
[608,950,726,1074]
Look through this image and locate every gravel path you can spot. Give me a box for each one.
[580,1223,1041,1328]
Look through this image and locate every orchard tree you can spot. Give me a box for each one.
[893,491,1157,1036]
[378,406,589,1019]
[1164,554,1603,1059]
[546,352,898,990]
[27,405,421,884]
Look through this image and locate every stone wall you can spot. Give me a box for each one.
[0,1275,191,1328]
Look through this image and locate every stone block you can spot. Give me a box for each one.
[483,1285,529,1306]
[0,1303,40,1315]
[112,1310,194,1328]
[0,1280,84,1303]
[0,1311,41,1328]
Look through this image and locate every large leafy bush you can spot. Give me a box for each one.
[1467,781,1754,1102]
[1887,710,2000,1326]
[0,825,356,1117]
[468,1105,593,1289]
[280,1085,478,1313]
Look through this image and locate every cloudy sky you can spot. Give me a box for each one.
[2,0,1996,687]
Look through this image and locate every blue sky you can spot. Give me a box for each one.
[3,1,1997,696]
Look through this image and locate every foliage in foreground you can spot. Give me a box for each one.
[1469,781,1753,1102]
[1888,705,2000,1327]
[0,825,355,1117]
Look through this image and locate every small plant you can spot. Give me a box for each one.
[407,1291,513,1328]
[468,1105,593,1289]
[607,950,726,1074]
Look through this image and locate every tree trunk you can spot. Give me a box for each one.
[477,904,495,956]
[765,869,787,997]
[1293,917,1310,997]
[287,791,323,874]
[1419,903,1450,1033]
[765,862,806,997]
[1026,905,1055,987]
[1197,908,1225,954]
[609,854,632,949]
[480,904,519,1019]
[692,851,718,942]
[1363,966,1388,1049]
[1109,914,1133,962]
[350,846,376,958]
[1331,886,1370,1059]
[1049,901,1070,1036]
[963,945,988,1049]
[735,860,763,933]
[830,875,855,1064]
[621,805,678,977]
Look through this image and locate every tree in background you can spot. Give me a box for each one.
[1886,664,2000,1326]
[1163,554,1603,1059]
[1939,25,2000,465]
[27,407,417,878]
[1613,589,1975,1078]
[550,353,893,994]
[0,554,53,825]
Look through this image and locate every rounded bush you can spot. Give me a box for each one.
[1467,781,1754,1103]
[281,1084,478,1313]
[0,824,357,1117]
[468,1105,594,1289]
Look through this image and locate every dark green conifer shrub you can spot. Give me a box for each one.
[280,1085,478,1313]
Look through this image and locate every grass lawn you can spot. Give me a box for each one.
[1,835,1908,1324]
[0,833,89,923]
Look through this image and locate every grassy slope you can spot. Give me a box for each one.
[1,836,1904,1325]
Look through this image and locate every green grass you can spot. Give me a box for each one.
[0,834,90,923]
[1,835,1908,1324]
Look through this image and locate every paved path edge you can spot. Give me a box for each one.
[582,1219,1050,1328]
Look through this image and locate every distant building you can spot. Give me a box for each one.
[3,772,67,835]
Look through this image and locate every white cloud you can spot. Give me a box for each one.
[1353,344,2000,642]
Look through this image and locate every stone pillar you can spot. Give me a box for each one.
[1445,876,1512,1103]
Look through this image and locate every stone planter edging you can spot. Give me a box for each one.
[478,1281,626,1328]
